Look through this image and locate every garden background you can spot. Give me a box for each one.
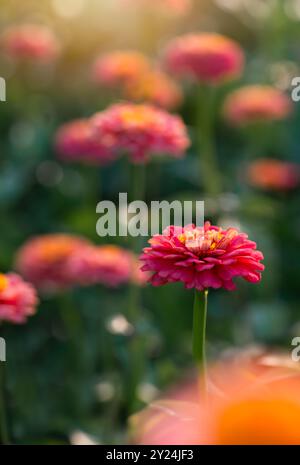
[0,0,299,445]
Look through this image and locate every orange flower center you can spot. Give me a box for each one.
[115,59,140,73]
[120,107,154,127]
[215,397,300,445]
[179,229,223,253]
[97,246,128,264]
[0,274,8,292]
[178,228,238,255]
[39,241,75,262]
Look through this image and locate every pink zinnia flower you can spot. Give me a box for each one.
[124,70,183,110]
[91,103,190,163]
[15,234,91,292]
[92,51,150,88]
[0,273,38,324]
[223,85,292,126]
[247,159,300,191]
[164,33,244,84]
[1,24,60,61]
[67,245,133,288]
[140,221,264,291]
[54,119,118,165]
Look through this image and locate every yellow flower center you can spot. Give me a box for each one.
[120,107,153,127]
[178,229,224,254]
[0,274,8,292]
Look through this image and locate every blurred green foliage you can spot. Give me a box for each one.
[0,0,299,445]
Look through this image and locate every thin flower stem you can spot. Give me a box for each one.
[196,85,222,197]
[126,280,144,413]
[59,292,84,376]
[131,163,146,206]
[0,363,9,445]
[193,289,208,391]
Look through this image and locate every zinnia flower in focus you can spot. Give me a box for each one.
[223,85,292,126]
[132,356,300,445]
[1,24,60,61]
[247,158,300,191]
[92,51,150,88]
[164,33,244,84]
[91,103,190,163]
[140,221,264,291]
[54,119,118,165]
[124,70,183,110]
[15,234,91,292]
[66,245,133,288]
[0,273,38,324]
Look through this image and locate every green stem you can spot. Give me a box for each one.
[0,363,9,445]
[193,290,208,389]
[128,280,140,323]
[196,85,222,197]
[131,163,146,206]
[59,292,84,371]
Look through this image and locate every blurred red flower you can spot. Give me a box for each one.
[66,245,133,288]
[140,221,264,291]
[54,119,118,165]
[1,24,60,61]
[164,33,244,84]
[247,158,300,191]
[91,103,190,163]
[67,245,150,288]
[223,85,292,126]
[0,273,38,324]
[15,234,91,292]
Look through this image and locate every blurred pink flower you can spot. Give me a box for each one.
[132,356,300,445]
[123,0,192,16]
[54,119,118,165]
[15,234,91,292]
[223,85,292,126]
[1,24,60,61]
[91,103,190,163]
[124,69,183,110]
[247,158,300,191]
[0,273,38,324]
[92,51,150,88]
[129,252,150,286]
[164,33,244,84]
[140,221,264,291]
[67,245,133,288]
[158,0,192,14]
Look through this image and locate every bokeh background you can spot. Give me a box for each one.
[0,0,299,445]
